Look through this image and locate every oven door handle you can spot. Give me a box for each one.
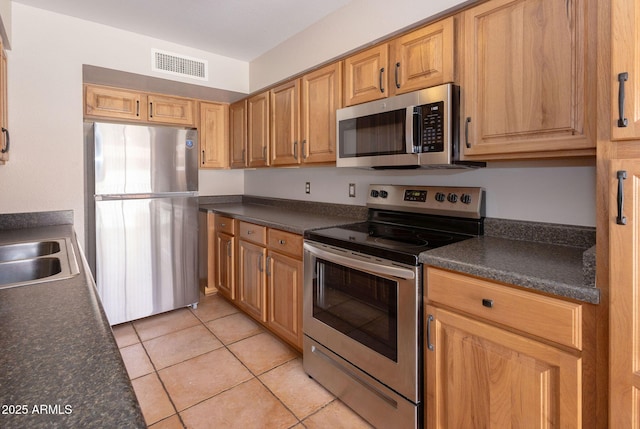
[304,242,416,280]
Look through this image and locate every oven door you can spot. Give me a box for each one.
[303,241,420,402]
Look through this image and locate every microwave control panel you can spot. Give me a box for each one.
[418,101,444,153]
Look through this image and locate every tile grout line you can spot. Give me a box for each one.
[130,321,187,429]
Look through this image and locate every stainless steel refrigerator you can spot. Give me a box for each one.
[84,122,199,326]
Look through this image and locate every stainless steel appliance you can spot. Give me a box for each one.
[303,184,485,428]
[337,83,483,169]
[84,122,199,326]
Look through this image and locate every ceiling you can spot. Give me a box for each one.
[12,0,352,61]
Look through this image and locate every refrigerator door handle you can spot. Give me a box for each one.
[95,191,198,201]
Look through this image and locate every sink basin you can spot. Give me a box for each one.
[0,240,61,262]
[0,257,62,285]
[0,238,79,289]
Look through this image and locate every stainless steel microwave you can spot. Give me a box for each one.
[336,83,483,169]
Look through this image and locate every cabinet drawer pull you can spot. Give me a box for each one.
[379,67,385,93]
[219,223,226,227]
[1,127,9,154]
[278,239,286,245]
[482,298,494,308]
[149,102,153,118]
[247,230,254,235]
[293,141,298,160]
[202,150,205,165]
[426,315,434,351]
[136,100,140,117]
[617,170,627,225]
[395,62,401,89]
[618,72,629,127]
[465,117,472,148]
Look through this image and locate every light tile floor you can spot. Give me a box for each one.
[113,293,374,429]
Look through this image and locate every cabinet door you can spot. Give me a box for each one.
[199,102,229,169]
[301,62,342,164]
[237,240,267,322]
[0,42,7,164]
[344,44,389,106]
[229,99,247,168]
[425,305,581,429]
[267,251,303,349]
[390,17,454,96]
[84,84,145,121]
[611,0,640,140]
[215,232,235,300]
[201,211,217,295]
[270,80,300,166]
[247,92,270,167]
[609,159,640,427]
[461,0,595,158]
[147,94,195,126]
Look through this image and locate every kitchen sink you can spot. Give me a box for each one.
[0,240,61,262]
[0,238,80,289]
[0,257,62,285]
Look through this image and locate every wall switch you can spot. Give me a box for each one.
[349,183,356,197]
[305,182,311,194]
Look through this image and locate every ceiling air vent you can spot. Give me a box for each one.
[151,49,208,81]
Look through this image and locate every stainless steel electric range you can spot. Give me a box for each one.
[303,184,485,429]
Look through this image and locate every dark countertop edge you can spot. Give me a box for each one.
[0,221,146,428]
[0,210,74,230]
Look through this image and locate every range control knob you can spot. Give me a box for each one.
[461,194,472,204]
[370,190,379,198]
[379,190,388,198]
[447,193,458,203]
[435,192,446,202]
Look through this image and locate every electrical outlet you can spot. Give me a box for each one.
[305,182,311,194]
[349,183,356,197]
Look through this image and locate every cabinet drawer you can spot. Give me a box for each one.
[239,221,267,245]
[426,268,583,350]
[268,229,302,258]
[214,214,235,235]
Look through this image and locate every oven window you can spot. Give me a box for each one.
[339,109,406,158]
[313,258,398,361]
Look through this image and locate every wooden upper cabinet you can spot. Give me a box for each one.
[85,84,196,127]
[390,17,454,96]
[461,0,596,159]
[344,44,389,106]
[199,101,229,169]
[301,62,342,164]
[270,80,301,166]
[230,99,248,168]
[611,0,640,140]
[247,91,270,167]
[85,84,145,121]
[147,94,195,126]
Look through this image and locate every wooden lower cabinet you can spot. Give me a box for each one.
[425,304,581,429]
[214,215,236,300]
[425,267,590,428]
[237,239,268,322]
[267,250,303,348]
[215,232,235,300]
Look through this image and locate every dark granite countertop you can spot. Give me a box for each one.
[200,198,599,304]
[0,215,145,428]
[200,196,366,234]
[420,236,599,304]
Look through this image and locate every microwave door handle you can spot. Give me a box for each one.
[406,106,417,153]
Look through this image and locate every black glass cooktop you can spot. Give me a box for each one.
[305,220,477,266]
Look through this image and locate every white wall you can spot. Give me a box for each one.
[250,0,474,91]
[0,4,248,246]
[244,161,596,226]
